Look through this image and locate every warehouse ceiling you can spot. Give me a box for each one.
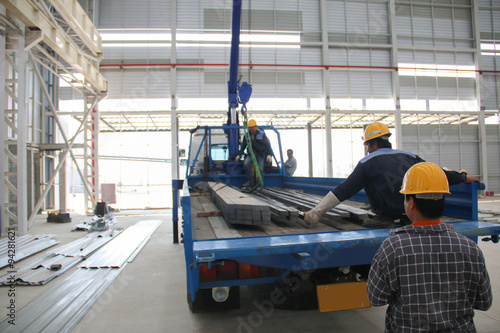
[63,110,496,133]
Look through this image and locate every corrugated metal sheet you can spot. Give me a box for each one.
[0,230,122,285]
[0,235,59,269]
[81,220,162,268]
[0,268,124,333]
[0,220,163,333]
[98,0,171,29]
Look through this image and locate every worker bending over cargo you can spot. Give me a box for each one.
[235,119,273,187]
[304,122,479,227]
[367,162,492,332]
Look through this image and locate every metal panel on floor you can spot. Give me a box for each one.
[0,220,163,332]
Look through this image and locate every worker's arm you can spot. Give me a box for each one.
[304,163,365,225]
[367,242,395,306]
[238,137,247,156]
[444,170,479,186]
[473,253,493,311]
[331,162,366,202]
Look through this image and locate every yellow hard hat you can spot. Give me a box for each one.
[248,119,257,127]
[400,162,451,196]
[364,122,391,143]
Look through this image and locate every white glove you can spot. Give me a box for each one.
[234,155,241,162]
[266,155,272,164]
[304,192,340,225]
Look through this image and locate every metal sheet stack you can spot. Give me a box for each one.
[207,182,271,225]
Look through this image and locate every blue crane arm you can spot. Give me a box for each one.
[227,0,242,110]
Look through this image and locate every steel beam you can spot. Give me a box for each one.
[1,0,107,92]
[45,0,102,56]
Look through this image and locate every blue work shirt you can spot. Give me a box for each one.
[332,148,466,219]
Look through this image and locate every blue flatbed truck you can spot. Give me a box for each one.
[172,0,500,313]
[174,125,500,312]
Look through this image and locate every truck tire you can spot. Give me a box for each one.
[247,281,318,311]
[187,286,240,313]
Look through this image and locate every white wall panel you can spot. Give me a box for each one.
[372,72,393,98]
[300,0,321,32]
[416,77,437,100]
[436,52,455,65]
[101,46,171,62]
[400,76,416,99]
[371,49,391,67]
[433,7,453,38]
[330,71,349,98]
[395,4,412,36]
[327,1,347,33]
[175,69,203,98]
[346,2,368,34]
[350,72,371,99]
[402,124,479,176]
[330,48,349,66]
[368,3,389,35]
[412,6,433,37]
[453,8,473,39]
[438,77,458,100]
[302,71,323,98]
[99,0,171,29]
[300,47,322,66]
[101,68,170,100]
[458,78,476,100]
[349,49,371,66]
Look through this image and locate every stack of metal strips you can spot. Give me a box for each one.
[0,220,162,333]
[0,234,59,269]
[208,182,271,225]
[261,187,375,223]
[0,229,121,286]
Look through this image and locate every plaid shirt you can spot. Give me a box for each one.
[367,223,492,332]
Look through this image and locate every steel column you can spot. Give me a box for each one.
[389,0,402,149]
[83,94,99,213]
[320,0,332,178]
[171,0,178,182]
[0,16,5,235]
[3,18,28,234]
[471,0,488,189]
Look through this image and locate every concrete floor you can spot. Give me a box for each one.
[1,197,500,333]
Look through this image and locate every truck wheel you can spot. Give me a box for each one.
[187,286,240,313]
[247,281,318,311]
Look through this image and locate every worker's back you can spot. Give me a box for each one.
[334,148,423,219]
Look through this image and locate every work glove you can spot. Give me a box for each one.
[304,191,340,225]
[234,155,241,162]
[266,155,272,164]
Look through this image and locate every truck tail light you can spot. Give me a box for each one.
[199,264,216,282]
[217,260,238,280]
[238,263,259,279]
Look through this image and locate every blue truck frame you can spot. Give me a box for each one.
[175,126,500,309]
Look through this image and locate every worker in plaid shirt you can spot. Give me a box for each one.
[367,162,492,332]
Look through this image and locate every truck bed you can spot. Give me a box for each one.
[190,190,468,241]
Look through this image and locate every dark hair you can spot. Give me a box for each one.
[287,149,293,153]
[405,194,445,219]
[367,137,392,149]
